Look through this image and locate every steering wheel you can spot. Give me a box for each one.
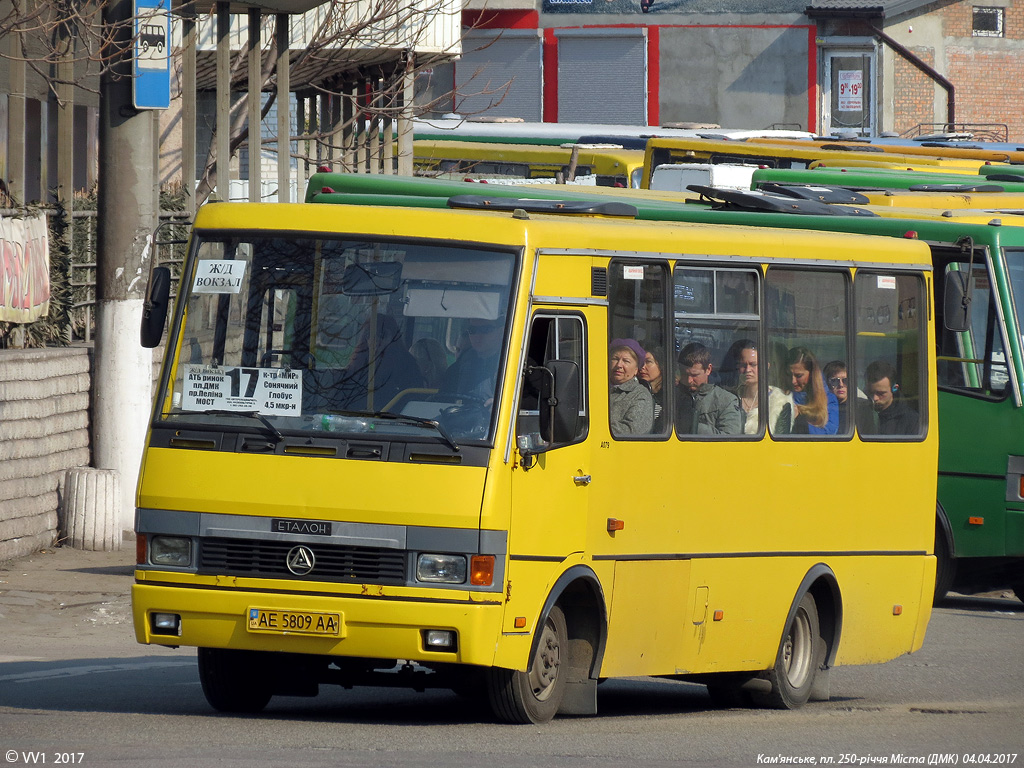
[437,395,490,438]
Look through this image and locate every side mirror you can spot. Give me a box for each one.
[141,266,172,348]
[538,359,581,447]
[943,271,971,333]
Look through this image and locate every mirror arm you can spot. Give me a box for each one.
[957,235,976,314]
[526,365,557,444]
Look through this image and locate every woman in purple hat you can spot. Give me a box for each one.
[609,338,654,435]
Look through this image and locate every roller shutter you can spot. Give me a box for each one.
[456,30,543,121]
[555,29,647,125]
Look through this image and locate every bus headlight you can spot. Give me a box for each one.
[416,554,467,584]
[149,535,193,567]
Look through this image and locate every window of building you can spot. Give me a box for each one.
[973,7,1005,37]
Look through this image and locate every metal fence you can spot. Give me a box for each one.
[1,207,191,345]
[67,210,191,343]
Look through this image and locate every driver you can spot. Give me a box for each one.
[440,318,503,402]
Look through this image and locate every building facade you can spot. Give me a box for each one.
[417,0,1024,138]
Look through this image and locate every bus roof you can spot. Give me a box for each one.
[194,198,932,273]
[305,172,1024,248]
[749,135,1024,164]
[750,166,1024,193]
[641,137,1002,188]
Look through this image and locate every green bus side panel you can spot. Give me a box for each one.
[937,390,1023,559]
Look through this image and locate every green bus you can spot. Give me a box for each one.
[306,172,1024,601]
[750,166,1024,194]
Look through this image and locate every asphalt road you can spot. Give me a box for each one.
[1,546,1022,768]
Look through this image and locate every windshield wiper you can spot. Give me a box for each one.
[372,411,461,452]
[199,409,283,442]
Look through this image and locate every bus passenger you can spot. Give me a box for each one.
[824,360,873,434]
[676,342,743,435]
[864,360,920,435]
[786,347,838,435]
[410,337,448,389]
[441,318,503,401]
[609,338,654,435]
[639,349,667,433]
[727,339,791,435]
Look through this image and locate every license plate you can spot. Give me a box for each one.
[247,608,342,636]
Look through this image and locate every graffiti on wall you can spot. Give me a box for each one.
[1,214,50,323]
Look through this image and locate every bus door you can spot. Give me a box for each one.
[934,244,1017,566]
[510,312,592,560]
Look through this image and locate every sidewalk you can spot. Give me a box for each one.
[0,540,141,661]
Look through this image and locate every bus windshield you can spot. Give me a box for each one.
[161,232,517,446]
[1005,248,1024,370]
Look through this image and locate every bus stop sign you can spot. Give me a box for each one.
[133,0,171,110]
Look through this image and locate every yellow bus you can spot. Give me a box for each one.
[641,136,1001,188]
[808,157,996,174]
[133,196,937,722]
[413,139,645,188]
[752,135,1024,165]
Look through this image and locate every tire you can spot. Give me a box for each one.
[752,592,823,710]
[934,524,955,603]
[198,648,273,713]
[486,604,568,723]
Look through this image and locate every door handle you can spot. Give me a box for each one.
[573,474,592,486]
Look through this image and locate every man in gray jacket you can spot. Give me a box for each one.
[676,342,743,435]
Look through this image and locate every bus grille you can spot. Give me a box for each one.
[198,537,407,584]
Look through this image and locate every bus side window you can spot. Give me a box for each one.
[609,261,669,439]
[517,314,588,448]
[855,272,927,439]
[673,264,759,438]
[935,257,1009,397]
[765,268,848,438]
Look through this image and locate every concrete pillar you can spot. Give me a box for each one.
[216,2,231,201]
[95,0,158,532]
[276,14,290,203]
[248,7,261,202]
[5,32,26,203]
[182,8,197,217]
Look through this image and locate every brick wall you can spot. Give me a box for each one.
[947,48,1024,138]
[893,48,937,135]
[944,0,1024,138]
[888,1,1024,138]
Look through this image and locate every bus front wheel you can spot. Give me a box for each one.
[486,604,568,723]
[753,592,824,710]
[198,647,273,713]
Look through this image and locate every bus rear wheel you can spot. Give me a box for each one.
[198,647,273,713]
[752,592,823,710]
[486,604,568,723]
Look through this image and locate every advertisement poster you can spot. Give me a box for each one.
[838,70,863,112]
